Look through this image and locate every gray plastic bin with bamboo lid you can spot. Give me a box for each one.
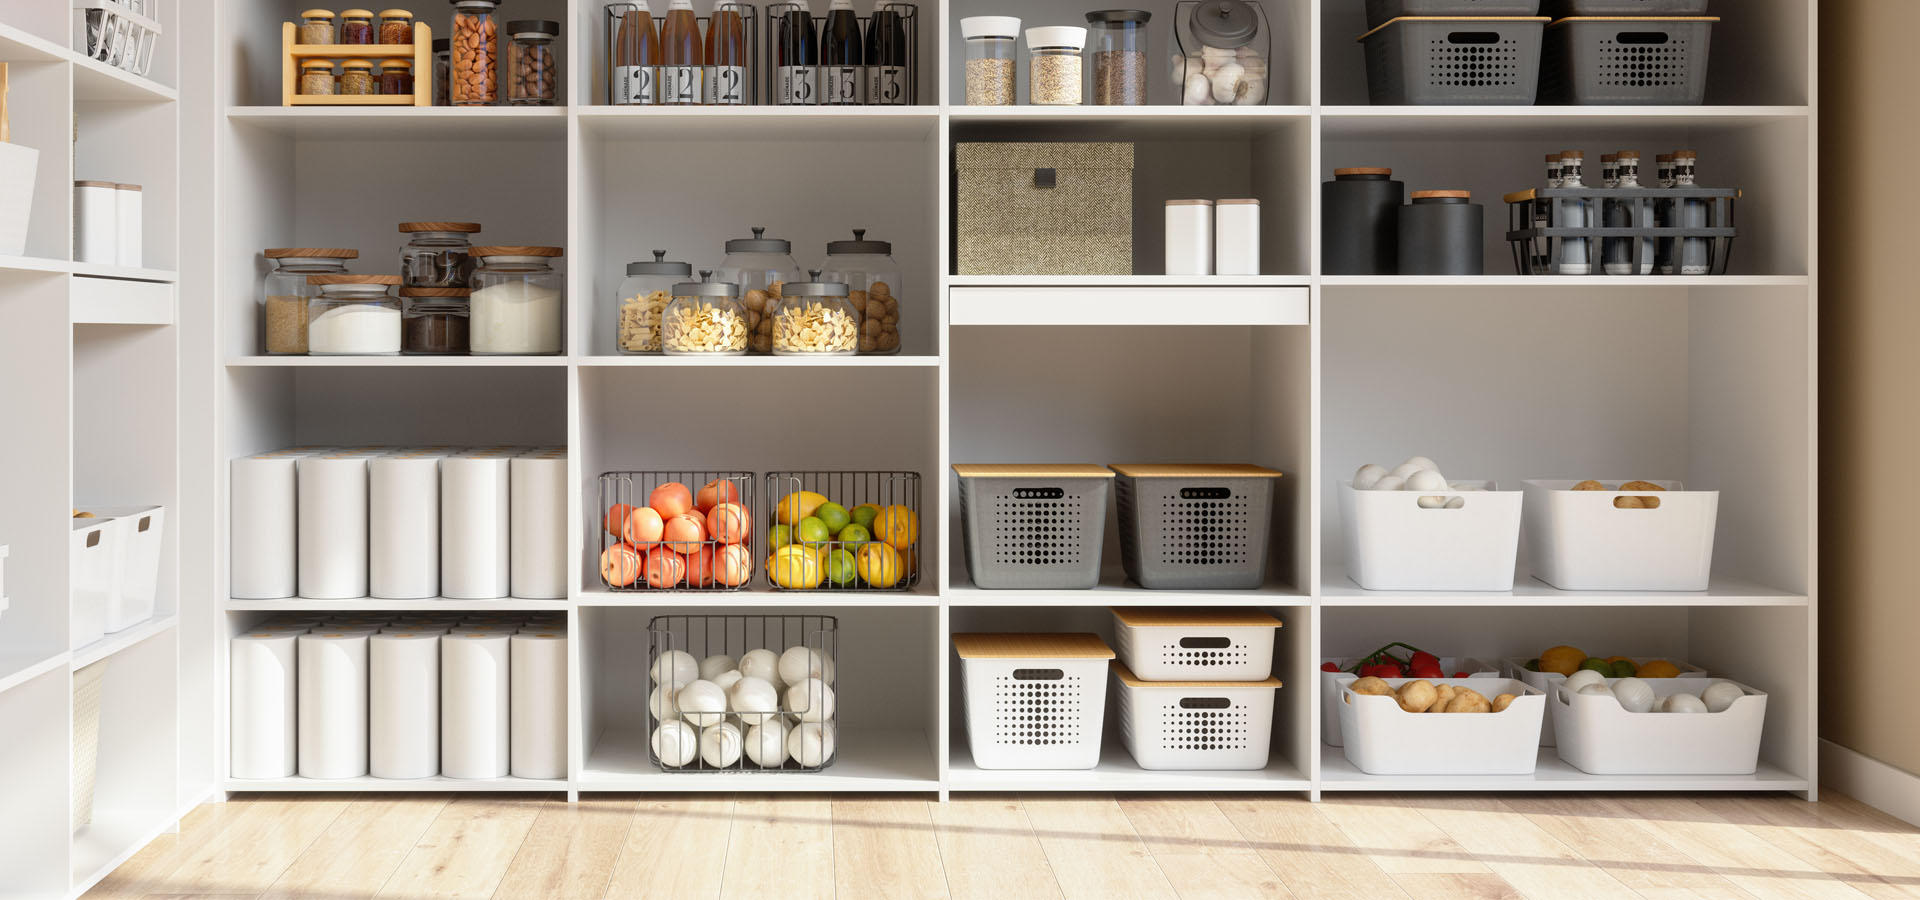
[954,464,1114,590]
[1112,463,1283,589]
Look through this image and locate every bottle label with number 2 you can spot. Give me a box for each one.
[706,65,746,105]
[615,66,656,104]
[660,65,701,104]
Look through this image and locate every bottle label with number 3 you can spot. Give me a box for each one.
[779,65,818,105]
[867,65,907,105]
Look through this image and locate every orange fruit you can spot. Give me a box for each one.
[1637,659,1683,678]
[874,505,919,551]
[649,482,694,518]
[1539,645,1588,677]
[600,543,642,587]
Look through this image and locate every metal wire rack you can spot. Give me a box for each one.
[647,614,838,773]
[597,471,755,592]
[764,471,921,592]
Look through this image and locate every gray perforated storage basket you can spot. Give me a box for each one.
[1113,464,1283,590]
[955,464,1114,590]
[1542,17,1715,105]
[1361,16,1548,105]
[1544,0,1707,14]
[1366,0,1541,30]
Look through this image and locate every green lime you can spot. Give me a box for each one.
[851,503,881,531]
[1579,658,1613,675]
[797,516,832,545]
[1610,659,1638,678]
[837,523,872,544]
[817,502,851,534]
[823,548,858,585]
[1524,658,1541,672]
[769,524,794,549]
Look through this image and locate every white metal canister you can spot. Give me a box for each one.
[1164,199,1213,276]
[114,183,142,267]
[74,180,117,263]
[1215,198,1260,275]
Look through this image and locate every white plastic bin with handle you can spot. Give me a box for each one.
[1551,677,1766,775]
[1321,657,1499,747]
[1504,656,1707,746]
[1338,676,1545,775]
[1523,480,1718,590]
[1111,607,1280,682]
[956,632,1114,770]
[0,142,38,256]
[93,505,164,632]
[1114,661,1280,770]
[70,517,118,649]
[1338,480,1522,591]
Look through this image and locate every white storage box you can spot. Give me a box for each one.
[1551,677,1767,775]
[1523,480,1718,590]
[1321,656,1499,747]
[1337,676,1545,775]
[69,518,118,649]
[72,659,109,831]
[0,142,38,257]
[1504,656,1707,746]
[1114,661,1280,771]
[1338,480,1522,591]
[956,633,1114,770]
[93,505,164,632]
[1112,607,1280,682]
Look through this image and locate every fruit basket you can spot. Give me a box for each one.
[1550,676,1766,775]
[1111,463,1282,590]
[1337,676,1546,775]
[1321,646,1500,747]
[1504,652,1706,745]
[1113,661,1281,771]
[954,464,1112,590]
[1338,480,1522,591]
[956,632,1114,770]
[1111,607,1281,682]
[597,471,756,591]
[646,614,838,772]
[1522,480,1718,590]
[764,471,921,591]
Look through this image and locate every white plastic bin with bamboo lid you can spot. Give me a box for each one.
[1110,607,1280,681]
[1113,661,1282,770]
[955,632,1114,769]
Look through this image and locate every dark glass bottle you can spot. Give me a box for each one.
[865,3,909,105]
[776,2,818,105]
[821,0,863,105]
[658,0,703,105]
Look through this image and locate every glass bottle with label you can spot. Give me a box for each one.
[611,2,658,104]
[1674,150,1708,275]
[775,1,818,105]
[1655,153,1677,273]
[704,1,749,105]
[1533,153,1560,273]
[820,0,863,105]
[1555,151,1594,275]
[658,0,703,104]
[866,2,910,105]
[1606,150,1656,275]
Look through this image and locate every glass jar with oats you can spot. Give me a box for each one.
[772,271,860,357]
[263,248,358,355]
[616,250,690,355]
[960,16,1019,106]
[663,271,748,357]
[1025,26,1085,105]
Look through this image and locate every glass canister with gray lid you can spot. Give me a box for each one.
[773,270,861,356]
[663,270,748,356]
[399,221,481,287]
[616,250,692,354]
[820,228,902,354]
[716,226,802,353]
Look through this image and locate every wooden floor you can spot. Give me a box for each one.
[84,791,1920,900]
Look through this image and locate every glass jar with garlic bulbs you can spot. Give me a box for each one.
[1172,0,1270,107]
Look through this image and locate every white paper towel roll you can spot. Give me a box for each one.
[441,456,511,599]
[384,624,450,635]
[231,453,302,599]
[510,631,568,779]
[298,632,369,779]
[370,455,443,600]
[231,632,299,779]
[509,455,567,599]
[452,624,521,634]
[370,632,440,779]
[298,455,371,599]
[441,633,510,778]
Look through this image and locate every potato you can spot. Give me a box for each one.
[1572,480,1606,491]
[1350,676,1393,697]
[1492,693,1517,713]
[1427,684,1456,712]
[1446,688,1492,713]
[1613,496,1646,509]
[1395,680,1437,713]
[1620,480,1665,492]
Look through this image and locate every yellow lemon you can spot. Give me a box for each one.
[767,545,822,589]
[856,542,903,588]
[874,505,919,551]
[1637,659,1683,678]
[775,490,829,526]
[1539,645,1588,677]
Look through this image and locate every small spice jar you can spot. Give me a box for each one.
[663,271,747,356]
[378,8,414,44]
[297,9,336,44]
[960,16,1019,106]
[773,271,860,356]
[617,250,691,355]
[339,58,377,94]
[469,246,564,355]
[1025,26,1086,106]
[432,37,450,104]
[1086,10,1150,106]
[306,275,402,356]
[263,248,358,354]
[820,229,903,354]
[379,59,415,95]
[339,8,375,43]
[507,19,559,106]
[299,59,337,95]
[398,221,480,287]
[400,286,471,355]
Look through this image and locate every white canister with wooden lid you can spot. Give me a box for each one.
[114,183,141,267]
[1215,198,1261,276]
[74,180,116,263]
[1164,198,1213,276]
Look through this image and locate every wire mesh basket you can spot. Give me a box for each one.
[764,471,921,591]
[597,471,756,591]
[77,0,162,77]
[1504,186,1737,275]
[646,614,838,772]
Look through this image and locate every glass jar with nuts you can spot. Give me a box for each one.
[773,270,861,357]
[616,250,691,355]
[716,226,803,355]
[663,270,748,356]
[819,228,904,354]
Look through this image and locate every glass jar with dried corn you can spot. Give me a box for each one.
[663,270,748,356]
[771,270,860,357]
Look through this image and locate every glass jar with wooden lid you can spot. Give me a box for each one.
[263,248,358,354]
[297,10,337,44]
[299,59,337,95]
[306,274,402,356]
[379,59,415,95]
[470,246,565,355]
[339,58,377,94]
[398,221,481,287]
[340,8,376,43]
[378,9,415,44]
[400,286,470,355]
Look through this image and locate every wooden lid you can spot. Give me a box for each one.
[301,59,336,69]
[379,8,413,17]
[261,247,355,257]
[471,245,564,257]
[342,59,374,68]
[1165,199,1214,206]
[1412,190,1470,200]
[382,59,414,69]
[1549,16,1719,25]
[342,9,375,17]
[399,286,470,297]
[301,9,336,18]
[73,180,116,188]
[399,221,481,233]
[1335,167,1390,176]
[1217,198,1261,206]
[113,183,142,191]
[308,273,401,285]
[1502,189,1537,203]
[1110,463,1283,478]
[952,463,1113,478]
[953,633,1114,660]
[1110,607,1281,628]
[1113,661,1281,689]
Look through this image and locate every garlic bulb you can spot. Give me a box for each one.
[744,719,790,767]
[1183,73,1214,105]
[1210,63,1245,104]
[786,678,837,724]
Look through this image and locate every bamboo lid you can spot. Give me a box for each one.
[1109,463,1283,478]
[952,463,1114,478]
[1335,167,1391,176]
[265,247,360,259]
[399,221,481,233]
[113,183,142,191]
[1217,198,1261,206]
[1548,16,1719,25]
[1359,16,1549,41]
[300,60,336,70]
[471,245,564,257]
[1412,190,1470,200]
[1166,199,1215,206]
[398,286,470,297]
[1110,607,1282,628]
[1113,661,1281,689]
[953,633,1114,660]
[73,180,116,188]
[308,273,401,285]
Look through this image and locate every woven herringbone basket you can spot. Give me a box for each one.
[955,142,1133,275]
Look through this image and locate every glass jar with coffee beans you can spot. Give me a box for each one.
[401,287,471,355]
[1087,10,1149,105]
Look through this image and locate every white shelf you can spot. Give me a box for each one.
[578,354,941,368]
[71,809,178,895]
[579,105,939,140]
[225,355,570,367]
[947,570,1304,608]
[225,598,569,612]
[68,262,178,283]
[950,283,1310,326]
[72,54,176,103]
[1318,748,1810,792]
[947,739,1311,793]
[70,615,177,669]
[578,585,940,608]
[0,649,68,695]
[1320,275,1811,288]
[227,106,566,139]
[1320,105,1811,140]
[580,727,938,792]
[949,274,1310,287]
[224,775,567,792]
[1319,569,1807,607]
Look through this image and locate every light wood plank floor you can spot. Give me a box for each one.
[85,791,1920,900]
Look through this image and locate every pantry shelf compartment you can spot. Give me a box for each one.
[954,464,1113,590]
[1338,480,1521,591]
[1549,676,1767,775]
[1113,661,1281,771]
[1505,187,1737,276]
[1338,676,1546,775]
[764,471,921,592]
[1111,607,1281,681]
[278,21,433,107]
[1112,464,1283,591]
[596,471,756,593]
[645,614,838,773]
[1523,479,1719,591]
[955,631,1115,770]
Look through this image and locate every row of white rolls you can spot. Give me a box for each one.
[231,612,568,780]
[230,445,566,600]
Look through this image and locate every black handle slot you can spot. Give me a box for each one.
[1616,31,1671,45]
[1178,637,1232,649]
[1179,697,1232,709]
[1178,487,1232,500]
[1013,668,1064,681]
[1446,31,1502,44]
[1034,168,1057,189]
[138,516,152,532]
[1013,487,1066,500]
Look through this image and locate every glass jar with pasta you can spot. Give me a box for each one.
[662,271,748,356]
[615,250,690,355]
[772,271,860,357]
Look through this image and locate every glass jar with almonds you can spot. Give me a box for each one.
[662,271,748,356]
[615,250,690,355]
[772,270,860,357]
[819,228,903,354]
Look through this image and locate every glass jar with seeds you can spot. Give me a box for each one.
[378,9,414,44]
[340,9,376,44]
[339,58,377,94]
[961,16,1019,106]
[299,59,337,95]
[1024,26,1085,106]
[772,270,860,356]
[1087,10,1149,105]
[379,59,415,95]
[263,248,359,355]
[298,9,337,45]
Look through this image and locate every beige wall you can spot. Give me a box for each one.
[1819,0,1920,774]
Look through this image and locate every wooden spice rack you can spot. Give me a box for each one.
[280,21,432,106]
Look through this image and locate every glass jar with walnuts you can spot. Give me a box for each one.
[716,226,802,354]
[819,228,903,354]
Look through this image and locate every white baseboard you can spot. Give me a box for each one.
[1821,739,1920,827]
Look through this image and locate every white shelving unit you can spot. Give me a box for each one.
[162,0,1828,815]
[0,6,187,898]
